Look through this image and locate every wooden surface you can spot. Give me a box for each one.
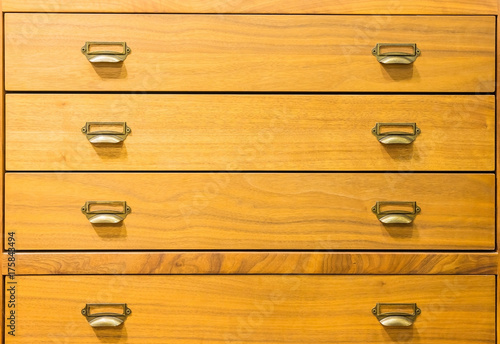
[1,4,5,341]
[5,94,496,171]
[5,14,496,92]
[1,2,499,343]
[2,0,497,14]
[3,252,497,275]
[5,173,495,250]
[496,8,500,342]
[6,275,495,343]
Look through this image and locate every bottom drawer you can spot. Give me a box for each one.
[5,275,495,343]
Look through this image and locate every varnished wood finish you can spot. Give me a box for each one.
[6,275,495,344]
[5,15,495,92]
[5,173,495,250]
[2,252,497,275]
[1,1,499,342]
[496,7,500,340]
[0,4,5,340]
[2,0,497,14]
[5,94,495,171]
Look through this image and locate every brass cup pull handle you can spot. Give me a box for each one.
[372,123,421,145]
[372,202,421,224]
[81,42,131,63]
[372,303,421,327]
[82,122,131,144]
[81,201,131,224]
[372,43,421,64]
[82,303,132,327]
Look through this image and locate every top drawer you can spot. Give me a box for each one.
[2,0,498,14]
[5,14,496,92]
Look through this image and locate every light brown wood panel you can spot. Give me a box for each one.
[2,0,497,14]
[496,9,500,342]
[4,14,495,92]
[3,252,497,275]
[0,7,5,340]
[5,94,495,171]
[5,173,495,250]
[5,275,495,344]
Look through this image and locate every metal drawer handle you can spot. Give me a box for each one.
[82,303,132,327]
[82,122,131,144]
[81,42,131,63]
[372,123,421,145]
[372,303,421,327]
[372,43,421,64]
[81,201,131,224]
[372,202,421,224]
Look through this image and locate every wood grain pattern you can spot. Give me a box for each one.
[496,8,500,341]
[2,0,497,14]
[5,14,496,92]
[1,2,498,342]
[5,94,496,171]
[0,4,5,340]
[3,252,497,275]
[5,173,495,250]
[5,275,495,343]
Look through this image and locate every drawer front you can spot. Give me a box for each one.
[5,14,495,92]
[6,94,495,171]
[5,275,495,343]
[2,0,498,14]
[6,173,494,250]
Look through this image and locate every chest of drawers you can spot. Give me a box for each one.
[1,1,498,343]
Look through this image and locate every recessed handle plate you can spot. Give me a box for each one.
[372,43,421,64]
[372,123,421,145]
[81,201,131,224]
[372,303,421,327]
[372,201,421,224]
[82,303,132,327]
[82,122,131,144]
[81,42,131,63]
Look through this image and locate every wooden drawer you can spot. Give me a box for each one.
[2,0,497,14]
[4,14,495,92]
[5,94,495,171]
[5,275,495,343]
[5,173,494,251]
